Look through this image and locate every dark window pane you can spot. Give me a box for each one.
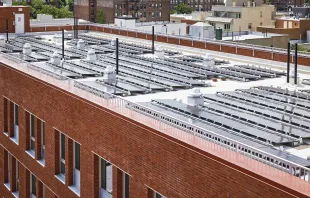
[75,142,80,170]
[30,114,35,137]
[100,159,106,189]
[124,173,129,198]
[31,174,36,195]
[42,122,45,145]
[30,139,35,151]
[61,133,65,160]
[60,162,65,174]
[14,104,18,125]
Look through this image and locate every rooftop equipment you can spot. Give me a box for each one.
[187,88,204,106]
[23,43,32,55]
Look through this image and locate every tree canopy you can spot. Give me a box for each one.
[97,10,106,24]
[171,3,193,14]
[13,0,73,19]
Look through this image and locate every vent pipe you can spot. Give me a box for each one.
[294,43,298,85]
[287,42,290,83]
[116,38,119,75]
[62,29,65,60]
[6,19,9,43]
[152,26,155,54]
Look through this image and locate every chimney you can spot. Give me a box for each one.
[187,88,204,106]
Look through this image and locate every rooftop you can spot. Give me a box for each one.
[1,31,310,194]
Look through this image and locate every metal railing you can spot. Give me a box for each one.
[87,22,310,58]
[1,52,310,191]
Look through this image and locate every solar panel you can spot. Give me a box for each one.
[238,88,310,109]
[133,102,310,167]
[152,99,298,144]
[204,94,310,130]
[255,86,310,101]
[203,103,310,138]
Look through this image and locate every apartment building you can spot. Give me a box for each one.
[263,0,304,11]
[206,0,275,32]
[74,0,170,24]
[2,29,310,198]
[170,0,224,11]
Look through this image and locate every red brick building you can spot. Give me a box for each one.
[74,0,170,24]
[1,53,310,197]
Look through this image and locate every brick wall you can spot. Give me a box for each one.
[0,63,309,197]
[0,6,30,33]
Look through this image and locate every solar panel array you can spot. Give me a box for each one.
[126,86,310,168]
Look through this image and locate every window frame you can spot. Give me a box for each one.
[60,133,66,176]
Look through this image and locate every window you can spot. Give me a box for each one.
[155,192,165,198]
[4,98,8,134]
[224,24,230,30]
[15,160,19,193]
[248,23,252,29]
[14,104,18,126]
[41,121,45,161]
[72,141,80,193]
[260,11,262,17]
[31,173,36,197]
[7,153,10,188]
[30,114,35,155]
[123,173,129,198]
[60,133,66,176]
[260,22,263,26]
[99,158,113,197]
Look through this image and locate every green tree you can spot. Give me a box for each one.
[97,10,106,24]
[66,0,73,11]
[171,3,193,14]
[266,0,271,4]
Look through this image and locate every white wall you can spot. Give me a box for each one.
[114,18,136,28]
[307,31,310,43]
[190,25,214,39]
[134,23,187,36]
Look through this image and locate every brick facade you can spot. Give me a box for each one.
[0,63,310,197]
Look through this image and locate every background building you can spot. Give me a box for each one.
[74,0,170,24]
[206,0,276,32]
[170,0,224,11]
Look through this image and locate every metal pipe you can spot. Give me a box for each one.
[6,19,9,43]
[62,29,65,60]
[287,42,290,83]
[152,26,155,54]
[116,38,119,74]
[294,43,298,85]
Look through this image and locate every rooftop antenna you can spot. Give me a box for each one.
[6,19,9,43]
[152,26,155,54]
[62,29,65,62]
[294,43,298,85]
[287,42,290,83]
[116,38,119,74]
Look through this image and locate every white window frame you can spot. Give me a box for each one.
[99,158,113,198]
[30,114,35,156]
[41,121,45,161]
[12,103,19,144]
[73,142,80,189]
[122,172,129,198]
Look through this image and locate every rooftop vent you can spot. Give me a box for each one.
[77,39,85,49]
[155,45,164,58]
[86,49,97,61]
[203,53,215,67]
[103,66,116,83]
[187,88,204,106]
[50,51,61,65]
[23,43,32,55]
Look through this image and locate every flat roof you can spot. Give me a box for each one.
[2,31,310,173]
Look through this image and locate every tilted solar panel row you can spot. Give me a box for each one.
[204,93,310,130]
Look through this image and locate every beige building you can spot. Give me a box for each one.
[206,0,276,32]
